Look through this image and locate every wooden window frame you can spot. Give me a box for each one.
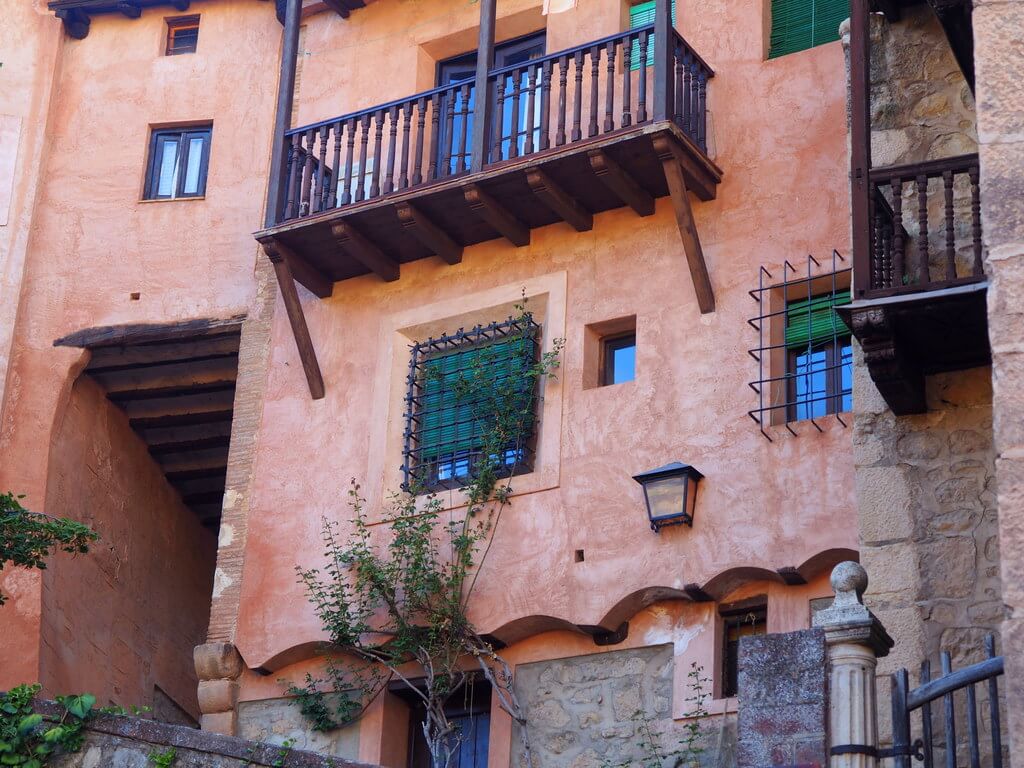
[144,126,212,200]
[785,336,852,422]
[601,332,637,386]
[165,15,200,56]
[720,598,767,699]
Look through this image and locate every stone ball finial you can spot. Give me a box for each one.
[831,561,868,604]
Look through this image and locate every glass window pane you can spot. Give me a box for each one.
[794,348,829,420]
[182,136,205,194]
[156,138,179,197]
[839,341,853,413]
[603,334,636,385]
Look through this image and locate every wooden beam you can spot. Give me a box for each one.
[588,150,654,217]
[331,222,400,281]
[525,167,593,232]
[264,245,326,400]
[55,315,243,349]
[90,356,239,396]
[155,446,230,474]
[320,0,350,17]
[683,583,714,603]
[463,184,530,247]
[86,335,240,371]
[116,2,140,17]
[654,134,715,314]
[122,389,236,424]
[395,202,463,265]
[470,0,497,172]
[776,567,808,586]
[266,0,302,223]
[138,420,234,451]
[849,0,873,299]
[657,133,716,202]
[55,8,90,38]
[652,0,674,121]
[262,240,333,298]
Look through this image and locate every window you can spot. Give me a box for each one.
[768,0,849,58]
[165,16,199,56]
[628,0,676,69]
[144,127,211,200]
[721,602,767,698]
[404,679,491,768]
[602,333,636,385]
[403,316,540,492]
[785,289,852,422]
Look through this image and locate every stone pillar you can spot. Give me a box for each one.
[813,562,894,768]
[194,642,243,735]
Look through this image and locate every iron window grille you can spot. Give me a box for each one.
[144,126,212,200]
[402,315,541,493]
[747,251,852,440]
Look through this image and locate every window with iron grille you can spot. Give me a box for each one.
[403,316,541,492]
[785,289,852,422]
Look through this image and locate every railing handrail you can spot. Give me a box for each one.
[285,78,471,138]
[487,25,649,79]
[868,152,979,182]
[671,29,715,77]
[906,656,1004,711]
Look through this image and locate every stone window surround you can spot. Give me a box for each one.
[363,272,566,521]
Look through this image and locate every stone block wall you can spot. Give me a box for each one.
[511,644,735,768]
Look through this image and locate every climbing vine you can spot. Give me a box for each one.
[0,684,95,768]
[287,302,562,768]
[0,492,97,605]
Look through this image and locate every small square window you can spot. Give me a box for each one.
[721,602,767,698]
[602,333,636,386]
[166,16,200,56]
[403,316,541,492]
[785,289,852,422]
[144,126,211,200]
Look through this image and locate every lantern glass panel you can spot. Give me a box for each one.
[644,475,686,521]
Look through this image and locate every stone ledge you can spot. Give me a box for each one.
[35,701,376,768]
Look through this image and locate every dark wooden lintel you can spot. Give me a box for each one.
[683,583,714,602]
[395,202,463,265]
[264,245,326,400]
[54,315,243,349]
[331,222,400,281]
[588,149,654,217]
[776,567,808,586]
[653,134,715,314]
[320,0,350,18]
[463,184,530,247]
[55,8,90,38]
[525,166,593,232]
[116,1,141,17]
[171,0,189,9]
[262,239,333,298]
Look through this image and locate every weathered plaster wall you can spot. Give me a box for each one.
[0,0,280,690]
[40,376,217,719]
[973,0,1024,752]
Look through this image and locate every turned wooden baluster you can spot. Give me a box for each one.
[300,128,315,216]
[622,36,632,128]
[572,50,584,141]
[891,176,905,285]
[457,83,472,171]
[313,125,329,212]
[412,97,426,186]
[284,133,301,219]
[943,170,955,280]
[870,191,884,288]
[556,55,568,145]
[588,46,600,137]
[637,31,648,123]
[355,114,370,202]
[441,89,456,176]
[341,118,356,205]
[509,67,522,158]
[673,46,684,126]
[604,40,616,132]
[428,93,441,181]
[493,74,507,160]
[328,120,342,210]
[681,53,692,134]
[524,65,537,156]
[697,69,707,149]
[688,61,700,141]
[370,110,384,198]
[539,60,552,151]
[970,164,983,277]
[384,105,399,194]
[399,102,412,190]
[916,173,929,284]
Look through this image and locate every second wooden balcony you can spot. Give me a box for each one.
[255,24,722,289]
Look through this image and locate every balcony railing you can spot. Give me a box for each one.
[861,153,983,298]
[275,24,712,225]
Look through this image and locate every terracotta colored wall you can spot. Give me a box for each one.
[0,0,280,690]
[41,376,217,718]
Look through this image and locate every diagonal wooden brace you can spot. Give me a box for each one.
[263,242,325,400]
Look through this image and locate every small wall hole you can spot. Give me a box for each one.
[574,549,585,563]
[130,292,141,301]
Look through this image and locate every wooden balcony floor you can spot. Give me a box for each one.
[255,121,721,287]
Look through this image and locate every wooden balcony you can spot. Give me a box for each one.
[255,25,721,291]
[843,152,989,414]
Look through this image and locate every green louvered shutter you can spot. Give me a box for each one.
[769,0,849,59]
[417,337,535,462]
[629,0,677,69]
[785,289,852,349]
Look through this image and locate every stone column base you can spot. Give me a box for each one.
[194,642,244,736]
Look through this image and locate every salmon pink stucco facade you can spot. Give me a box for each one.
[1,0,862,763]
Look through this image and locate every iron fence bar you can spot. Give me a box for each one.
[892,668,913,768]
[907,657,1004,709]
[941,652,956,768]
[986,635,1003,768]
[965,682,980,768]
[920,660,935,768]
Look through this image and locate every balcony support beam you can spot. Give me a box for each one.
[849,0,873,299]
[265,0,302,227]
[526,167,593,232]
[262,244,325,400]
[470,0,497,173]
[395,203,463,265]
[654,134,715,314]
[260,239,333,298]
[652,0,675,121]
[464,184,530,247]
[588,149,654,217]
[332,222,400,281]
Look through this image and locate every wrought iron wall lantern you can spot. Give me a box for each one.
[632,462,703,532]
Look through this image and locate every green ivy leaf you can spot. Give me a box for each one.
[15,715,42,735]
[63,695,95,720]
[0,754,26,765]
